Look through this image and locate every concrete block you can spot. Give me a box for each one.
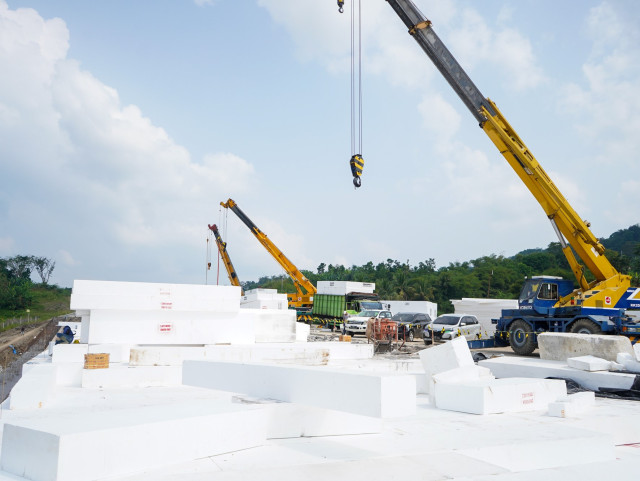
[548,391,595,418]
[9,364,57,410]
[0,400,265,481]
[51,344,88,364]
[128,346,206,366]
[567,355,612,372]
[538,332,635,361]
[295,322,310,342]
[418,337,474,392]
[82,365,182,388]
[232,396,382,438]
[183,361,416,418]
[434,377,566,415]
[479,356,639,392]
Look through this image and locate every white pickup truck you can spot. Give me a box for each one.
[345,309,392,336]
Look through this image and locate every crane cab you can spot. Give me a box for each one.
[518,276,574,315]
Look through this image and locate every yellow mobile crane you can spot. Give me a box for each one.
[207,223,243,294]
[337,0,639,354]
[220,199,317,313]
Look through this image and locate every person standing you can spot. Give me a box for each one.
[342,311,349,335]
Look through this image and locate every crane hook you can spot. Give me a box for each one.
[337,0,344,14]
[350,154,364,188]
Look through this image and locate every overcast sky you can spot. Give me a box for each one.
[1,0,639,289]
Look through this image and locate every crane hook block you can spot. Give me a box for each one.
[350,154,364,188]
[337,0,344,13]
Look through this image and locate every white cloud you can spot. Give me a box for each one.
[0,1,258,282]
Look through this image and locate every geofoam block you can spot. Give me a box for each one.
[548,391,596,418]
[51,344,88,364]
[9,364,57,410]
[434,377,566,415]
[81,365,182,389]
[0,400,266,481]
[567,355,612,372]
[183,361,415,418]
[418,336,474,394]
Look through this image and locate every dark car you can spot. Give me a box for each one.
[391,312,433,342]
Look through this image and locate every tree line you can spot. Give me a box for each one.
[0,255,56,310]
[244,224,640,314]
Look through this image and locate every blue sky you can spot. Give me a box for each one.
[1,0,639,289]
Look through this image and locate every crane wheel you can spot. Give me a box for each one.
[508,319,537,356]
[570,319,603,335]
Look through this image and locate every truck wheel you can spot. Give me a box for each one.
[570,319,603,335]
[509,320,536,356]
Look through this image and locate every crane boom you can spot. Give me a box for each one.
[380,0,630,305]
[220,199,316,308]
[208,223,242,293]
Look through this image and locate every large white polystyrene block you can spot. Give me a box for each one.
[9,364,57,410]
[316,281,375,295]
[71,280,241,311]
[295,322,310,342]
[434,377,566,415]
[634,342,640,361]
[51,344,88,364]
[81,365,182,388]
[567,355,612,371]
[548,391,595,418]
[240,299,288,310]
[84,308,253,345]
[87,343,132,363]
[250,308,297,343]
[203,344,329,365]
[432,365,494,385]
[418,337,474,392]
[479,355,639,392]
[231,396,382,438]
[55,363,84,387]
[129,346,206,366]
[183,361,416,418]
[538,332,635,361]
[616,352,640,373]
[0,400,266,481]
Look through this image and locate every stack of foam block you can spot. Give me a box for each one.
[71,279,298,345]
[241,288,289,310]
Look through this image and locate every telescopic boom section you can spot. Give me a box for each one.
[220,199,317,302]
[208,224,242,292]
[384,0,627,294]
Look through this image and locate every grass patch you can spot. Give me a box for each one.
[0,285,72,331]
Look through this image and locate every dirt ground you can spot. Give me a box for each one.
[0,324,48,369]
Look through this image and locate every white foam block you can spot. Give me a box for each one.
[295,322,310,342]
[567,355,612,372]
[548,391,596,418]
[0,400,266,481]
[252,308,297,343]
[204,343,339,365]
[88,343,132,363]
[418,337,474,393]
[55,363,84,387]
[232,396,382,438]
[83,308,253,345]
[434,377,566,415]
[538,332,635,361]
[9,364,57,410]
[479,356,639,392]
[81,365,182,388]
[51,344,88,364]
[183,361,416,418]
[129,346,206,366]
[617,352,640,373]
[634,342,640,361]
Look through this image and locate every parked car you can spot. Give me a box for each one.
[391,312,432,342]
[345,310,392,336]
[424,314,481,344]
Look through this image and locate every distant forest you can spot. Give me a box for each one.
[244,224,640,313]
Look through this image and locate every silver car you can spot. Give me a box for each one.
[425,314,481,343]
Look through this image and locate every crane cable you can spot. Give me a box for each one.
[341,0,365,188]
